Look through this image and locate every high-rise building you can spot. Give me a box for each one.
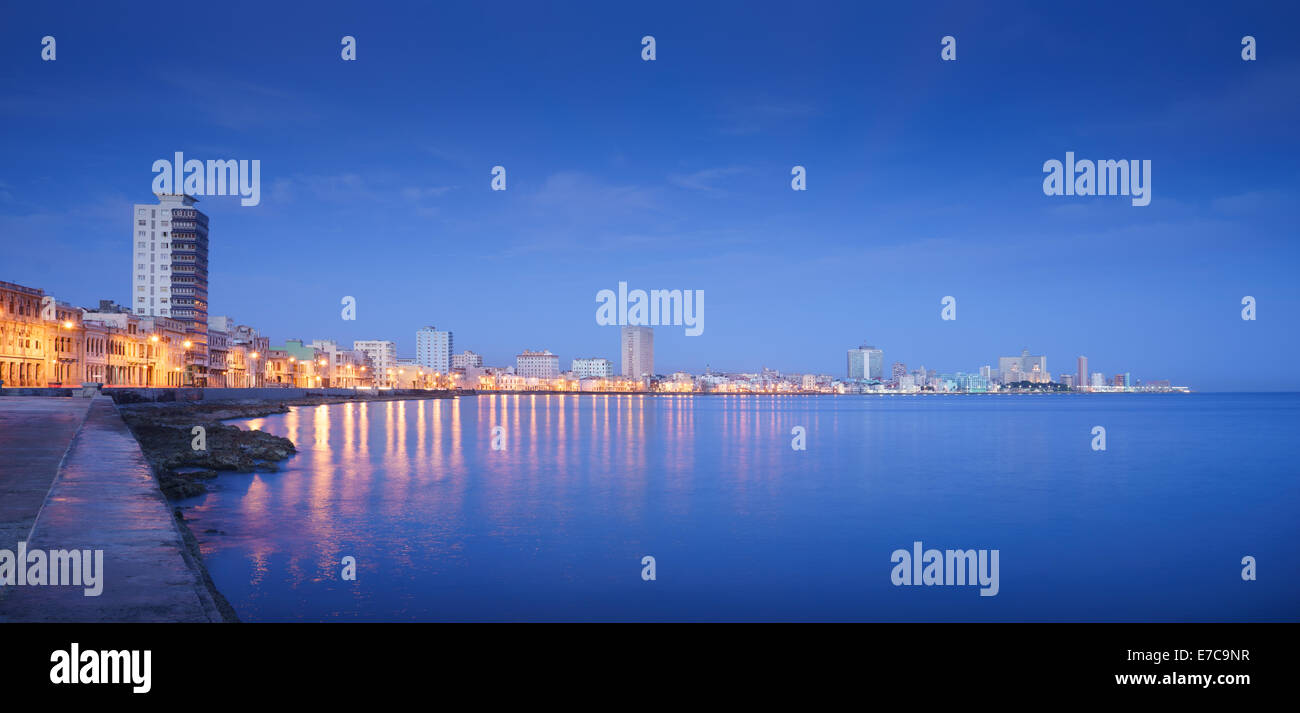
[621,326,654,378]
[415,326,453,373]
[1077,356,1088,391]
[133,194,209,381]
[354,340,397,386]
[847,344,883,380]
[572,357,614,378]
[892,361,907,382]
[1090,372,1105,388]
[516,350,559,379]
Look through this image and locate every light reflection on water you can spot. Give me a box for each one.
[179,393,1300,622]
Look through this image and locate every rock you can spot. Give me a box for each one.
[120,406,298,501]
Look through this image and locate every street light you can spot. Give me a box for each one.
[247,352,260,388]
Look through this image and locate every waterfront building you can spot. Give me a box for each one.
[392,359,432,389]
[140,315,192,386]
[572,357,615,378]
[42,299,84,387]
[415,326,453,374]
[81,309,156,386]
[1060,374,1075,388]
[621,326,654,378]
[0,280,51,387]
[954,372,990,392]
[1090,372,1105,388]
[847,344,884,380]
[310,339,373,388]
[276,339,328,388]
[208,328,230,387]
[517,349,560,379]
[451,350,483,369]
[892,361,907,382]
[1077,356,1089,391]
[213,317,270,388]
[354,340,398,387]
[132,194,209,383]
[1000,349,1047,384]
[264,350,293,385]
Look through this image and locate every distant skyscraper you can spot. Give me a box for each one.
[133,194,209,377]
[415,326,453,373]
[1077,356,1088,390]
[1090,372,1104,388]
[847,344,883,380]
[621,326,654,378]
[892,361,907,382]
[980,365,992,381]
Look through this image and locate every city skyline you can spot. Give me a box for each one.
[2,3,1297,389]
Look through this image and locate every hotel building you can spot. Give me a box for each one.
[847,344,883,380]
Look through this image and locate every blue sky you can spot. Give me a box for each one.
[2,1,1297,389]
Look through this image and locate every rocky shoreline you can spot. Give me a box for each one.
[116,392,459,499]
[119,401,298,499]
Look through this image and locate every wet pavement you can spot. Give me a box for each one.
[0,395,219,622]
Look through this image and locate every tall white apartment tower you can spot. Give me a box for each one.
[132,194,209,379]
[415,326,453,373]
[621,326,654,378]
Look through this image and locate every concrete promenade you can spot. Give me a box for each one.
[0,395,219,622]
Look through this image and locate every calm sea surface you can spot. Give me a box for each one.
[178,393,1300,621]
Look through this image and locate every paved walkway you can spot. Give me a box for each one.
[0,397,91,549]
[0,395,219,622]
